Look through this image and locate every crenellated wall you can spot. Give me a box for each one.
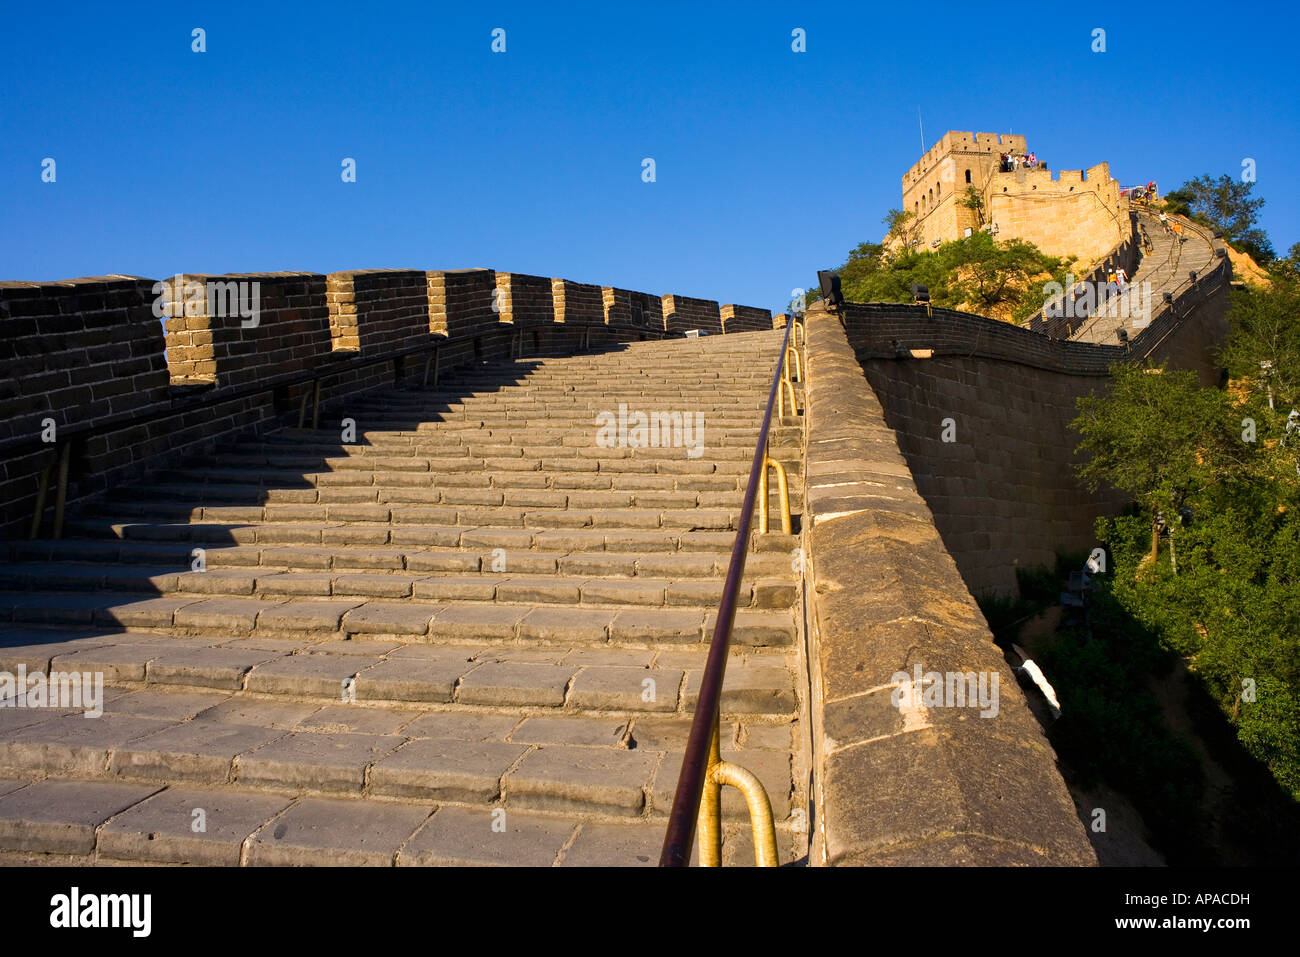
[0,266,770,541]
[662,294,722,335]
[494,272,556,326]
[602,286,665,330]
[720,304,773,334]
[552,278,604,325]
[985,163,1131,263]
[326,269,432,355]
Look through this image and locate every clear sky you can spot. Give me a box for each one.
[3,0,1296,313]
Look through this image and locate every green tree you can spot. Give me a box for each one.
[815,231,1074,322]
[881,208,921,255]
[1073,362,1238,568]
[959,185,986,227]
[1164,174,1274,262]
[1218,273,1300,411]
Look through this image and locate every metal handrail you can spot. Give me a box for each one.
[659,316,799,867]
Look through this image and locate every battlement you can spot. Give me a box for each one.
[0,266,771,539]
[903,130,1028,187]
[897,130,1130,264]
[989,161,1113,190]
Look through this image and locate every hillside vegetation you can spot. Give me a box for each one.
[1072,245,1300,805]
[806,210,1073,323]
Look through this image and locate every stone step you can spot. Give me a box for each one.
[0,564,798,611]
[0,626,796,716]
[7,535,800,572]
[55,521,802,557]
[150,467,800,494]
[249,426,805,449]
[80,504,748,530]
[0,624,799,831]
[6,539,798,578]
[217,442,769,464]
[0,594,798,647]
[101,482,805,511]
[0,328,807,864]
[179,453,779,476]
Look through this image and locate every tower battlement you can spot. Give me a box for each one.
[897,131,1130,264]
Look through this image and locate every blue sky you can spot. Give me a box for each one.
[3,0,1296,313]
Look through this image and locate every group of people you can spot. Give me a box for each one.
[999,151,1039,171]
[1130,181,1158,202]
[1157,210,1185,238]
[1105,266,1130,292]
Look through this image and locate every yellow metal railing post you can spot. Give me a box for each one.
[712,761,780,867]
[757,441,791,536]
[697,712,723,867]
[695,710,780,867]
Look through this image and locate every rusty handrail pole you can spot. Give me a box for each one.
[659,317,796,867]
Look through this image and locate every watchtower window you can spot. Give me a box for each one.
[965,169,972,183]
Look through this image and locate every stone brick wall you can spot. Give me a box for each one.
[326,269,431,354]
[427,269,498,340]
[800,302,1095,865]
[840,268,1231,595]
[162,272,333,393]
[985,163,1130,263]
[0,277,170,446]
[662,294,722,335]
[898,131,1131,266]
[551,278,604,324]
[1,264,694,540]
[494,272,556,326]
[720,304,772,333]
[602,287,663,330]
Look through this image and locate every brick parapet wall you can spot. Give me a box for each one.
[0,265,691,540]
[0,277,171,446]
[552,278,604,324]
[800,302,1096,866]
[327,269,431,355]
[602,287,664,330]
[720,304,772,333]
[842,301,1128,375]
[494,272,556,326]
[662,294,722,335]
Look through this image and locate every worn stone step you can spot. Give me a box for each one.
[0,326,807,864]
[5,540,798,579]
[55,521,802,557]
[0,594,797,646]
[0,564,798,611]
[101,483,804,514]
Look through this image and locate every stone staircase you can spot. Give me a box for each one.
[1071,209,1219,344]
[0,330,807,866]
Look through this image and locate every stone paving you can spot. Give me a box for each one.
[0,331,808,866]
